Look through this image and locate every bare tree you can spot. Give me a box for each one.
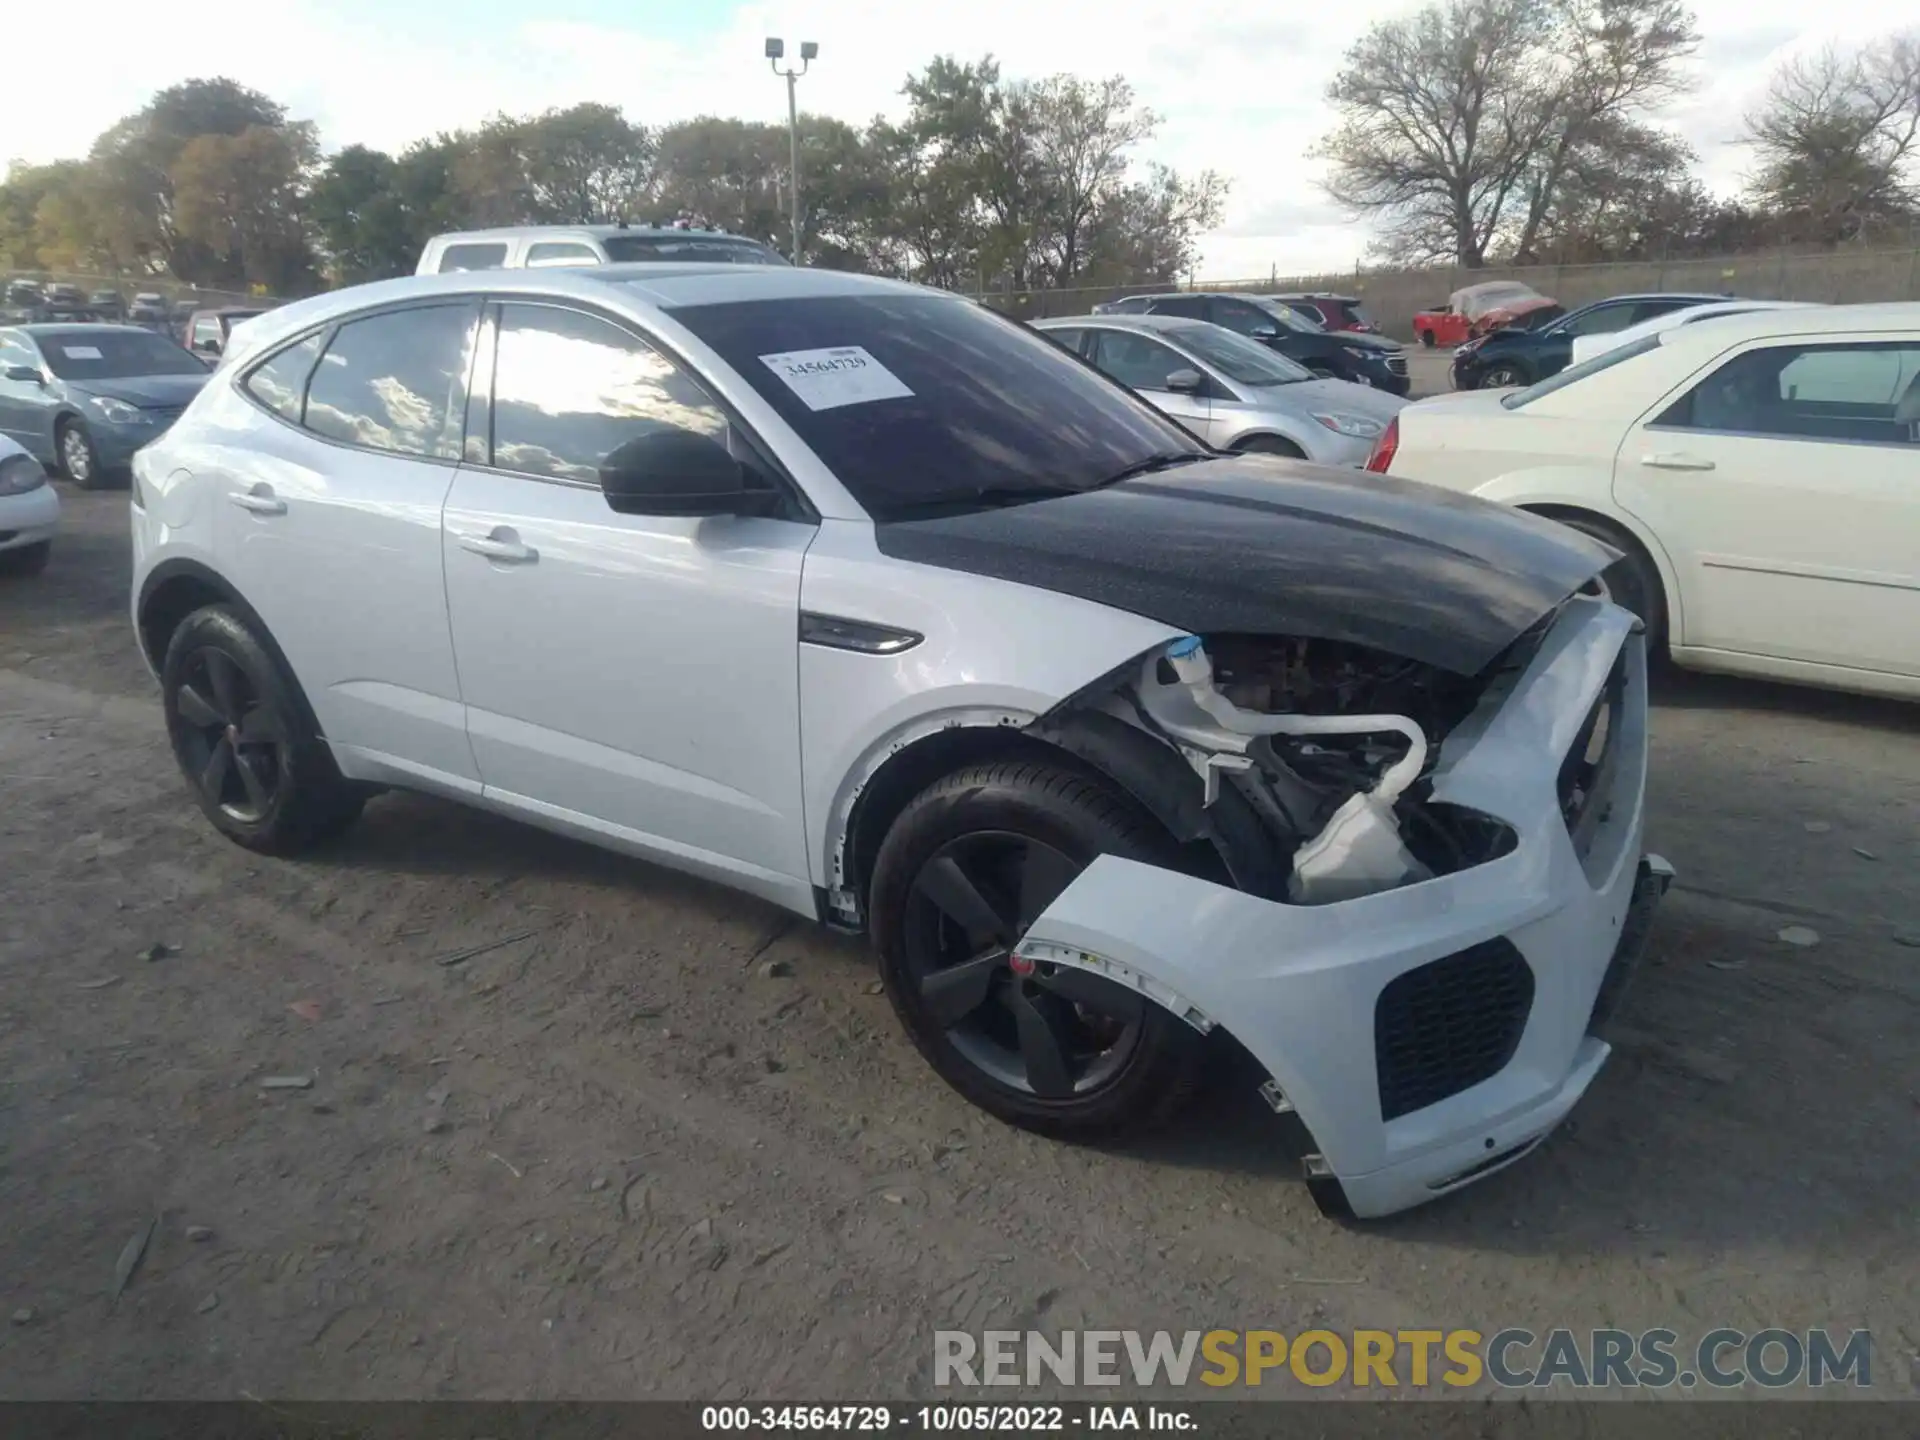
[1743,33,1920,244]
[1316,0,1697,267]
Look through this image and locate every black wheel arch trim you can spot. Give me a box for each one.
[136,557,329,740]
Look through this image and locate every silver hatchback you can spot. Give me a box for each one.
[1036,314,1405,466]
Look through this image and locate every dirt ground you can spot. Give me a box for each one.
[1,486,1916,1401]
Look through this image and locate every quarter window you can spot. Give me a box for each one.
[1043,327,1087,355]
[437,242,509,273]
[303,304,476,458]
[243,331,324,423]
[487,304,729,484]
[1556,303,1638,339]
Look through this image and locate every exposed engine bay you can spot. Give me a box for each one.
[1041,628,1530,907]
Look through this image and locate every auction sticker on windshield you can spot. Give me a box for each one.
[759,346,913,411]
[62,346,104,360]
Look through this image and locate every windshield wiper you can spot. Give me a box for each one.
[1091,451,1210,488]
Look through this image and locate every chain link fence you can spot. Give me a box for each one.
[974,245,1920,339]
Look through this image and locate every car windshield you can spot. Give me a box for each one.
[601,234,786,265]
[1502,333,1663,409]
[671,293,1206,520]
[36,328,206,379]
[1164,322,1312,385]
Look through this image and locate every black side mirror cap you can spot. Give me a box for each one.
[599,428,780,518]
[4,365,42,384]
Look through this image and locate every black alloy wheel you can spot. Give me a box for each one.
[902,831,1145,1099]
[173,644,285,823]
[1479,363,1526,388]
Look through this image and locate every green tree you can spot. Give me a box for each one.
[170,122,321,292]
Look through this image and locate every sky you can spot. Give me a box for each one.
[1,0,1909,280]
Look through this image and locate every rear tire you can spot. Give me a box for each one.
[161,605,366,854]
[0,541,50,577]
[871,761,1204,1140]
[1418,329,1436,348]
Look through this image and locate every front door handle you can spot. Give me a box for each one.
[1640,452,1716,471]
[228,483,285,516]
[458,528,537,564]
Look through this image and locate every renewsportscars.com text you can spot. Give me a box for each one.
[933,1328,1873,1391]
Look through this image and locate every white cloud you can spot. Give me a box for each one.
[3,0,1902,278]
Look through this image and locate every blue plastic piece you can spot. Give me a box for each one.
[1167,635,1202,658]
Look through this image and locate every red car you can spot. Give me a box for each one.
[1273,292,1380,334]
[1414,282,1559,347]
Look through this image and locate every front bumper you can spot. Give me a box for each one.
[0,481,60,551]
[1018,597,1663,1218]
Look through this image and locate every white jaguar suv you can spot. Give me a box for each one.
[130,264,1668,1218]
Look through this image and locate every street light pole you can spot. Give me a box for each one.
[765,37,818,264]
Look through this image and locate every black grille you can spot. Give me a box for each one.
[1385,354,1409,375]
[1558,651,1626,858]
[1375,940,1534,1120]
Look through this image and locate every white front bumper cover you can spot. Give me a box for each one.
[1016,596,1669,1219]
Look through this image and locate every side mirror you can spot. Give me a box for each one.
[1165,368,1205,395]
[598,428,778,518]
[4,365,42,384]
[1249,325,1279,339]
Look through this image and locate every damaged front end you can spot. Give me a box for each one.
[1017,596,1670,1219]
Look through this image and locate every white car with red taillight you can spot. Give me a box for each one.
[0,434,57,576]
[1366,303,1920,700]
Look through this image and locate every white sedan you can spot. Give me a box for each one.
[1371,303,1920,700]
[0,433,58,575]
[1568,299,1816,367]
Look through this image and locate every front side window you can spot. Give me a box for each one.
[1163,322,1311,386]
[0,331,36,370]
[1209,298,1276,335]
[1555,303,1639,339]
[303,304,475,458]
[36,328,205,379]
[244,331,324,423]
[1089,330,1188,392]
[487,303,729,484]
[1657,342,1920,444]
[437,242,509,273]
[525,241,600,268]
[670,293,1203,520]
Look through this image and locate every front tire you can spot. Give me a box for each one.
[1478,363,1528,389]
[56,419,104,490]
[1418,329,1436,348]
[870,761,1203,1140]
[161,605,365,854]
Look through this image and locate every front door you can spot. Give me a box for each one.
[1615,334,1920,678]
[441,300,817,892]
[1084,329,1213,442]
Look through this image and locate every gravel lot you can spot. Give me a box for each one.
[1,485,1916,1401]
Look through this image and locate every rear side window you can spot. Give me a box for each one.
[487,303,730,483]
[437,242,509,273]
[303,305,476,458]
[243,331,324,422]
[525,241,600,268]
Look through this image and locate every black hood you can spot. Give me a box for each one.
[872,457,1615,675]
[1330,331,1402,353]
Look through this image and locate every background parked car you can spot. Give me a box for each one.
[1085,291,1410,393]
[40,283,93,321]
[1415,281,1561,347]
[128,292,172,329]
[1272,292,1381,334]
[0,323,212,489]
[416,223,787,273]
[1451,292,1732,390]
[181,305,267,358]
[0,432,57,576]
[88,290,126,321]
[1036,313,1403,464]
[1568,299,1816,366]
[1370,302,1920,700]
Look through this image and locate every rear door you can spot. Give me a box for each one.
[219,301,483,781]
[1083,329,1213,440]
[1614,335,1920,677]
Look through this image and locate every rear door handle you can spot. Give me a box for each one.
[228,484,285,515]
[1640,452,1716,471]
[457,528,537,564]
